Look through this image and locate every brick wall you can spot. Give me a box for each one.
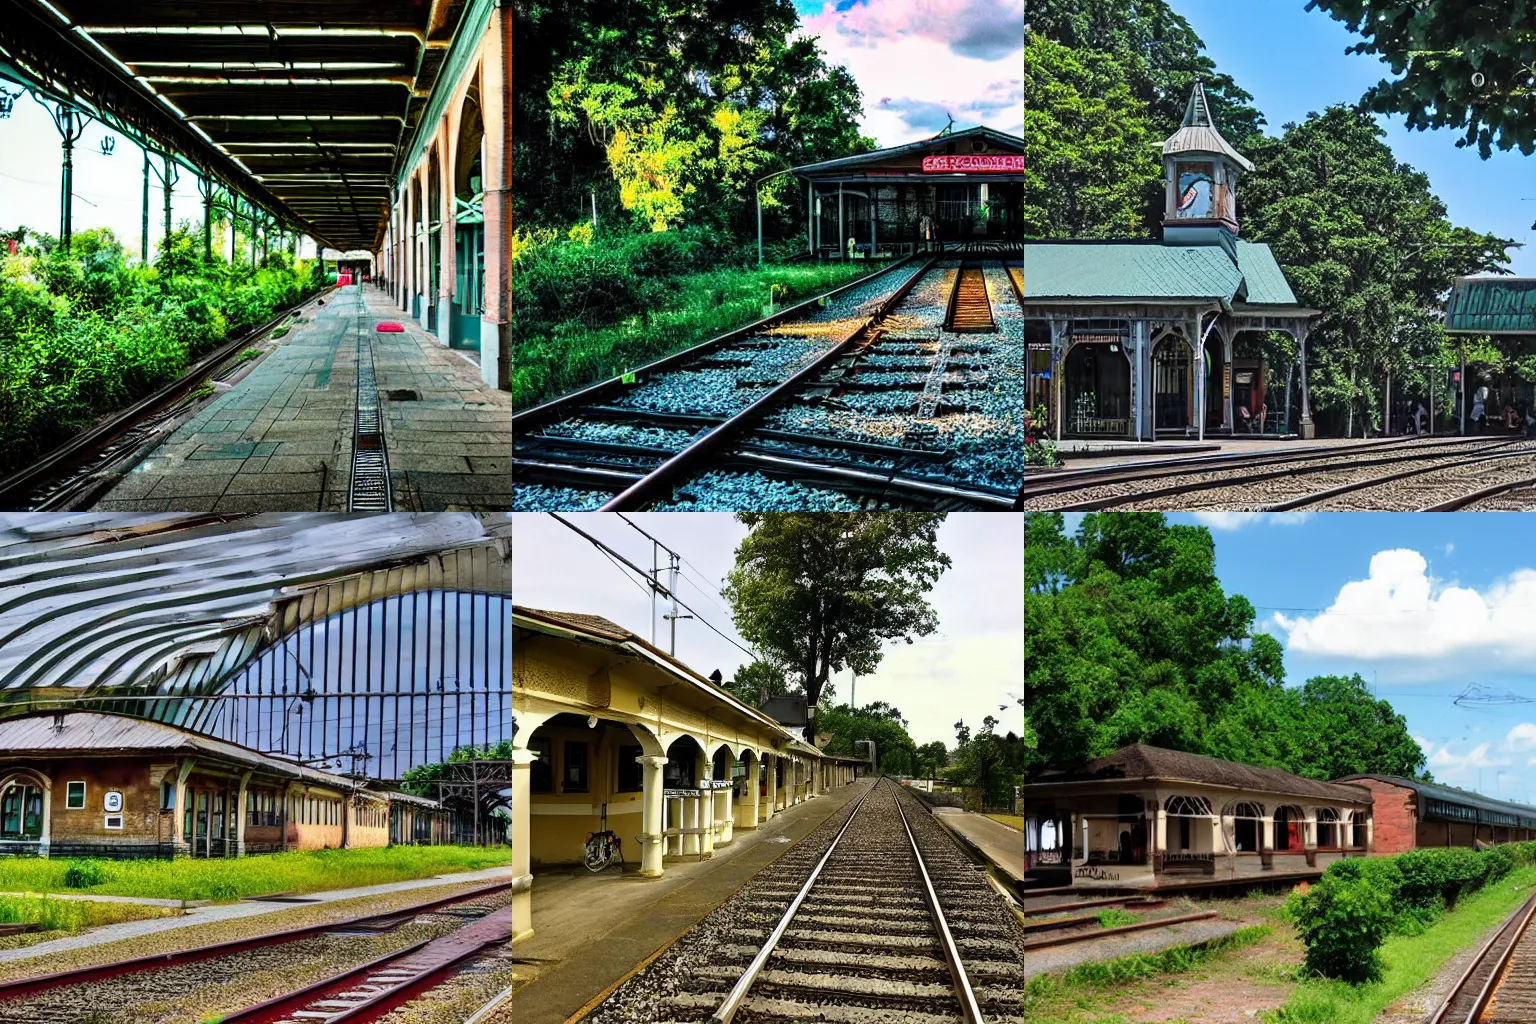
[1349,777,1417,854]
[48,758,161,843]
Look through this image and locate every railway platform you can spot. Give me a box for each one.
[510,778,865,1024]
[87,284,511,512]
[932,808,1027,884]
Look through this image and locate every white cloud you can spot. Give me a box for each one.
[1188,512,1315,530]
[798,0,1024,144]
[1275,549,1536,664]
[1510,723,1536,751]
[1445,543,1456,555]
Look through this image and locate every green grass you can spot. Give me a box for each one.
[0,895,177,934]
[985,814,1024,830]
[238,348,262,360]
[511,259,889,410]
[1025,925,1272,1003]
[1267,864,1536,1023]
[0,846,510,903]
[1097,908,1138,928]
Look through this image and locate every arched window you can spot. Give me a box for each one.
[1316,808,1339,848]
[1224,802,1265,852]
[1166,795,1213,816]
[0,780,42,839]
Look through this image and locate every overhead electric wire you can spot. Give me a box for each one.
[547,513,758,663]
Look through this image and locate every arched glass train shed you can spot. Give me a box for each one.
[0,514,511,856]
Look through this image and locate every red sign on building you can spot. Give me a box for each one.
[922,154,1024,173]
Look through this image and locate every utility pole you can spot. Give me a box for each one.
[661,551,691,656]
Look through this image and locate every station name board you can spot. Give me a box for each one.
[922,154,1024,173]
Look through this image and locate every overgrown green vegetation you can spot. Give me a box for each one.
[0,226,321,475]
[511,229,880,408]
[513,0,884,408]
[0,846,509,903]
[1273,862,1536,1023]
[1097,908,1138,929]
[1025,512,1427,781]
[0,894,176,936]
[1024,924,1272,1000]
[1286,845,1518,984]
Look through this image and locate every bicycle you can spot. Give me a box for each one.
[584,805,623,872]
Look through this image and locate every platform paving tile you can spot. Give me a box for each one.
[932,809,1025,882]
[89,284,510,512]
[0,866,513,965]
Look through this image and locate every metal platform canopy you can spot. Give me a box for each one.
[1445,277,1536,335]
[0,0,476,251]
[0,513,511,782]
[789,125,1023,259]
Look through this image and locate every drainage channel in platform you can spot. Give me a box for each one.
[350,289,393,512]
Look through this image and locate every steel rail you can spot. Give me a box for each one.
[1020,434,1495,503]
[0,879,509,1000]
[601,259,938,511]
[1420,473,1536,511]
[892,782,985,1024]
[707,780,879,1024]
[0,285,336,510]
[464,985,512,1024]
[1019,910,1220,951]
[1262,444,1536,511]
[511,256,920,430]
[1431,889,1536,1024]
[1045,438,1522,511]
[215,937,435,1023]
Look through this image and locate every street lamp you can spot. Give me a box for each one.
[755,168,795,267]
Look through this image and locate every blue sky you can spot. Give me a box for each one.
[1062,512,1536,806]
[1179,0,1536,276]
[790,0,1024,145]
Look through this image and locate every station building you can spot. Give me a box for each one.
[0,711,450,859]
[511,606,862,943]
[790,125,1022,258]
[1334,774,1536,853]
[1025,83,1319,442]
[1023,744,1373,890]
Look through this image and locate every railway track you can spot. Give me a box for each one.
[1428,890,1536,1024]
[1021,436,1535,512]
[946,264,995,332]
[513,255,1026,511]
[0,287,335,512]
[0,881,510,1024]
[580,777,1025,1024]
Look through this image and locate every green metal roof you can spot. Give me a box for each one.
[1022,239,1301,306]
[1445,277,1536,334]
[1023,242,1244,301]
[1232,241,1300,305]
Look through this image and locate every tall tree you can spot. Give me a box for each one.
[1239,107,1511,433]
[1305,0,1536,158]
[727,658,791,707]
[1024,33,1162,238]
[1023,513,1428,781]
[725,513,951,742]
[1027,0,1264,146]
[816,702,919,776]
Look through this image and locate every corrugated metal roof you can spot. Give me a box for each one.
[791,125,1022,177]
[1030,744,1373,805]
[1023,243,1245,301]
[1445,277,1536,334]
[1232,241,1300,305]
[1334,773,1536,826]
[0,711,405,794]
[1162,82,1256,172]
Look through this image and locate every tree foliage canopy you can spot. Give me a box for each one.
[724,513,951,739]
[1305,0,1536,158]
[816,701,919,776]
[515,0,871,235]
[1024,513,1429,783]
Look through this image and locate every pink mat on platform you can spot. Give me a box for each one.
[375,322,405,332]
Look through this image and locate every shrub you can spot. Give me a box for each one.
[1396,848,1488,909]
[1286,872,1394,983]
[63,860,107,889]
